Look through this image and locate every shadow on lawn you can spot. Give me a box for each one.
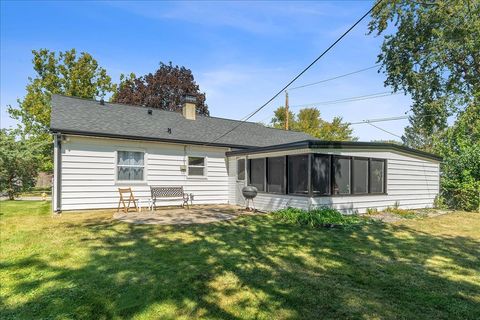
[2,214,480,319]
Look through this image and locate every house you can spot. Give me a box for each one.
[50,94,441,213]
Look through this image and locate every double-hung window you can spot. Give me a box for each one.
[353,158,369,194]
[370,159,385,193]
[188,156,206,176]
[117,151,145,181]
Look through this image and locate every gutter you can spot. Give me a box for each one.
[49,128,253,150]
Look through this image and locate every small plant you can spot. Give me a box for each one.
[272,207,369,228]
[365,207,378,215]
[393,201,400,209]
[434,195,448,210]
[384,206,417,219]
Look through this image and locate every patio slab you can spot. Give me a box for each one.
[113,204,254,225]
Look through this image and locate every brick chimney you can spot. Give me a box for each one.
[182,95,196,120]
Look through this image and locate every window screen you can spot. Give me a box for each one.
[333,157,351,195]
[370,160,385,193]
[288,154,309,195]
[267,157,285,193]
[237,159,245,180]
[117,151,144,181]
[353,158,368,194]
[188,156,205,176]
[249,158,265,191]
[312,154,330,195]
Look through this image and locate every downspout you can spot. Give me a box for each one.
[54,133,62,213]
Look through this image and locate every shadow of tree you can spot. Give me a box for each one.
[1,214,479,319]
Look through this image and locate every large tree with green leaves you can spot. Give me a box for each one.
[0,129,45,200]
[8,49,116,171]
[369,0,480,151]
[369,0,480,211]
[269,107,357,141]
[112,62,210,116]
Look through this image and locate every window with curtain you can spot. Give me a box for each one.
[333,157,351,195]
[267,156,286,194]
[312,154,330,195]
[288,154,309,195]
[237,158,245,180]
[249,158,265,191]
[353,158,369,194]
[370,159,385,193]
[117,151,144,181]
[188,156,205,176]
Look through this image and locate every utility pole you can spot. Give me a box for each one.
[285,90,289,130]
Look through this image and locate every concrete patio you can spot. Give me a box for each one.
[112,204,255,225]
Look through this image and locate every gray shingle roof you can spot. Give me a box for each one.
[50,95,313,148]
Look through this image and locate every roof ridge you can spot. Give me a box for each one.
[52,94,280,127]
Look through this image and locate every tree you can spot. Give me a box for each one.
[7,49,115,171]
[0,130,43,200]
[368,0,480,151]
[296,108,321,137]
[436,103,480,211]
[112,62,210,116]
[270,106,296,129]
[318,116,357,142]
[269,107,357,141]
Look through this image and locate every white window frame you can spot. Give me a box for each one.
[187,156,207,178]
[115,149,147,184]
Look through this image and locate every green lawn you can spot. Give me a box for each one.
[1,201,479,319]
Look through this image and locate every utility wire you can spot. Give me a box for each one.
[366,122,403,139]
[290,91,398,109]
[203,0,385,146]
[288,64,381,91]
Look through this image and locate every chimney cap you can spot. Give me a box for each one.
[182,94,196,104]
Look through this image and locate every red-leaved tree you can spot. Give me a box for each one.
[112,62,209,116]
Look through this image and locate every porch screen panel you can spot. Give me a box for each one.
[249,158,265,191]
[333,157,351,195]
[267,156,285,194]
[288,154,309,195]
[353,158,369,194]
[237,159,245,180]
[370,160,385,193]
[312,155,330,195]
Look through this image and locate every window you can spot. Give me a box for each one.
[249,158,265,191]
[312,155,330,195]
[267,157,286,194]
[370,159,385,193]
[117,151,144,181]
[353,158,369,194]
[237,159,245,180]
[188,156,205,176]
[288,154,309,195]
[333,157,351,195]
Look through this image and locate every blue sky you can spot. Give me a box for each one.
[1,1,411,141]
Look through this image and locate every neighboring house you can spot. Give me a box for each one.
[50,95,441,213]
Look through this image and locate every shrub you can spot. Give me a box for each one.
[272,207,368,228]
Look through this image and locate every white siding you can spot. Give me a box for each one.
[59,135,230,211]
[228,148,440,213]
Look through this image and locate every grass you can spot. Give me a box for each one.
[1,201,479,319]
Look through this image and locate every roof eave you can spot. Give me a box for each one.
[225,139,442,162]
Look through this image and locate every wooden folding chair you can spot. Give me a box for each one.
[117,188,139,213]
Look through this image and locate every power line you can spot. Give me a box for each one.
[288,64,381,91]
[290,91,399,109]
[366,122,403,139]
[349,115,408,125]
[203,0,385,146]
